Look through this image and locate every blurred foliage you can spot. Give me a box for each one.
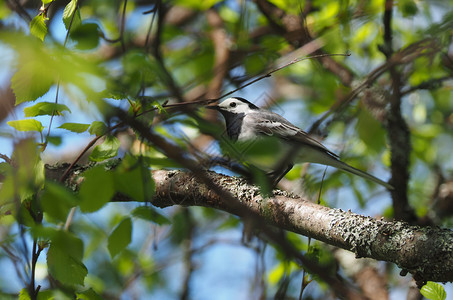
[0,0,452,299]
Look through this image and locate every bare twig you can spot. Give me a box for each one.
[44,0,80,149]
[205,9,230,100]
[180,208,195,300]
[6,0,32,22]
[150,2,185,102]
[0,153,12,165]
[299,168,326,299]
[402,75,452,95]
[254,0,354,85]
[101,0,128,53]
[1,245,28,286]
[220,52,350,101]
[29,240,43,300]
[308,38,438,135]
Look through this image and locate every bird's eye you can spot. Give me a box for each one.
[230,102,237,108]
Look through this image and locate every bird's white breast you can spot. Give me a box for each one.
[237,114,259,141]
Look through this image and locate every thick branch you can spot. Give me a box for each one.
[44,163,453,283]
[150,170,453,283]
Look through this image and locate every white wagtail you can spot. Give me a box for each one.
[208,97,393,189]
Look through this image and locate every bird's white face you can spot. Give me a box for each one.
[217,98,256,114]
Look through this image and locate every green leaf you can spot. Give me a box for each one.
[38,290,55,300]
[42,0,55,5]
[18,288,30,300]
[19,288,55,300]
[30,14,48,41]
[76,288,103,300]
[40,181,77,222]
[145,157,182,169]
[47,135,62,146]
[24,102,71,117]
[0,139,43,212]
[11,60,55,104]
[244,53,268,75]
[267,262,285,285]
[58,122,90,133]
[89,136,120,162]
[356,108,385,153]
[3,32,104,104]
[47,245,88,285]
[398,0,418,17]
[63,0,81,30]
[8,119,44,133]
[0,162,10,176]
[107,217,132,258]
[421,282,447,300]
[47,234,88,286]
[114,155,155,202]
[217,215,240,230]
[174,0,221,10]
[89,121,107,136]
[78,165,115,212]
[70,22,100,50]
[132,206,170,225]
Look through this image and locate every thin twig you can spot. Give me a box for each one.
[151,2,185,102]
[64,207,77,231]
[1,245,28,285]
[220,53,350,101]
[59,134,104,183]
[402,75,452,95]
[308,39,436,135]
[30,240,37,300]
[44,0,80,148]
[0,153,12,165]
[299,168,326,300]
[140,1,159,96]
[144,1,160,51]
[101,0,128,53]
[7,0,32,21]
[180,208,194,300]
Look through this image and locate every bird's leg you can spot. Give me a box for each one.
[267,144,299,188]
[268,163,294,188]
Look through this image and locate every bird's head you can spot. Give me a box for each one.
[207,97,259,115]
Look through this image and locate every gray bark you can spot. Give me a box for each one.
[47,164,453,283]
[151,170,453,283]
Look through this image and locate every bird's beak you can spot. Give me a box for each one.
[206,105,220,111]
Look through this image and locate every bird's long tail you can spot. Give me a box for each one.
[299,147,394,190]
[328,158,393,189]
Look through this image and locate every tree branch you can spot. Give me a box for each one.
[148,170,453,284]
[45,164,453,284]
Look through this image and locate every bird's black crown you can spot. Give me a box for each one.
[232,97,260,110]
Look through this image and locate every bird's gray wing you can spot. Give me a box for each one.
[249,111,339,158]
[245,111,393,189]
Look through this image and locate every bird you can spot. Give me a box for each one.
[207,97,393,189]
